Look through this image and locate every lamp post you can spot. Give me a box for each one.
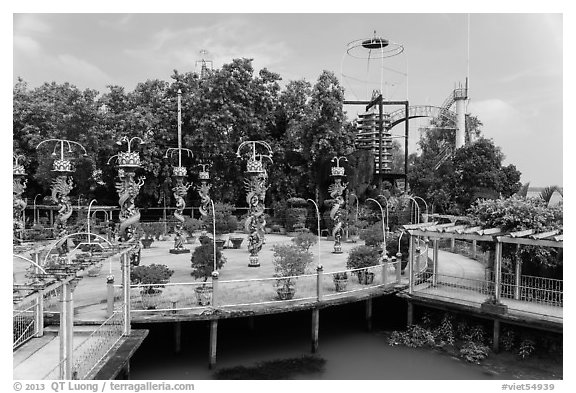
[87,199,97,244]
[413,196,429,222]
[236,141,273,267]
[13,154,28,241]
[366,198,387,257]
[165,89,193,254]
[36,138,87,253]
[107,136,146,243]
[405,196,421,225]
[376,194,390,233]
[328,156,348,254]
[33,194,42,226]
[307,199,322,269]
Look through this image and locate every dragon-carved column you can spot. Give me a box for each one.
[13,155,28,242]
[197,164,212,232]
[50,160,75,254]
[329,157,348,254]
[170,166,192,254]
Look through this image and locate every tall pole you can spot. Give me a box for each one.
[87,199,97,244]
[307,199,321,269]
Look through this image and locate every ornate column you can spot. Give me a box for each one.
[108,137,146,244]
[328,156,348,254]
[36,139,87,254]
[13,154,28,242]
[165,90,193,254]
[236,141,273,267]
[197,164,212,231]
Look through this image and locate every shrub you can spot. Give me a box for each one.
[359,222,384,247]
[130,264,174,294]
[202,203,238,235]
[292,231,318,251]
[433,314,455,346]
[346,245,381,270]
[388,325,435,348]
[460,341,490,364]
[190,239,227,282]
[501,328,516,352]
[272,244,314,292]
[183,217,203,235]
[385,230,410,259]
[286,207,308,232]
[518,337,536,360]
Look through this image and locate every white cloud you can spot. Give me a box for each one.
[14,14,52,34]
[13,34,41,57]
[54,54,111,87]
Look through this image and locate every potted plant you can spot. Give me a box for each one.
[229,236,244,249]
[346,245,380,285]
[332,272,349,292]
[201,203,238,248]
[286,197,308,236]
[481,294,508,315]
[359,222,384,247]
[271,244,313,300]
[190,236,227,306]
[139,223,155,248]
[291,231,318,252]
[130,263,174,310]
[183,217,202,244]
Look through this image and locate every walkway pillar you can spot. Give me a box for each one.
[174,322,182,353]
[316,266,323,302]
[450,237,455,252]
[208,320,218,369]
[408,234,415,294]
[494,241,503,301]
[107,276,115,317]
[365,298,373,332]
[311,308,319,353]
[35,291,44,337]
[492,319,500,352]
[514,259,522,300]
[432,238,439,286]
[472,239,477,259]
[59,280,73,379]
[122,252,131,336]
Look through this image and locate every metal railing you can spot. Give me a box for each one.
[13,296,40,349]
[499,272,563,307]
[120,261,404,315]
[71,307,125,380]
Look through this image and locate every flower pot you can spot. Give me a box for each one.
[276,286,296,300]
[141,238,154,249]
[357,270,375,285]
[230,237,244,249]
[186,236,196,244]
[140,290,162,310]
[333,278,348,292]
[215,239,226,250]
[195,286,213,306]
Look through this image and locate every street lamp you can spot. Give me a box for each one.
[87,199,97,244]
[376,194,390,233]
[413,196,429,222]
[307,199,322,269]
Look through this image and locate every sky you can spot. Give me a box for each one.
[11,10,564,187]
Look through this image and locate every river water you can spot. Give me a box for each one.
[129,297,517,380]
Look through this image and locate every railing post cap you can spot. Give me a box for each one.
[106,275,115,284]
[211,270,219,279]
[316,265,323,271]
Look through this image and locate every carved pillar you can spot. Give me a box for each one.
[170,166,191,254]
[329,157,348,254]
[13,156,28,241]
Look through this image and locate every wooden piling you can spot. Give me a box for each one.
[311,308,319,353]
[407,301,414,326]
[492,319,500,352]
[174,322,181,353]
[208,320,218,369]
[365,298,373,332]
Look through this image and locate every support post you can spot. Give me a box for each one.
[514,258,522,300]
[382,258,388,286]
[35,291,44,337]
[432,238,439,286]
[122,252,131,336]
[311,308,319,353]
[107,276,115,318]
[174,322,181,353]
[408,234,415,294]
[407,301,414,326]
[492,319,500,352]
[494,241,502,301]
[472,239,477,259]
[365,298,373,332]
[450,237,455,252]
[396,257,401,283]
[208,320,218,369]
[211,271,219,307]
[59,281,73,380]
[316,266,323,302]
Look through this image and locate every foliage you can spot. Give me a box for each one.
[182,217,202,235]
[332,272,348,280]
[540,185,563,204]
[286,207,308,232]
[385,230,410,260]
[518,337,536,360]
[130,264,174,294]
[272,243,314,293]
[433,314,455,346]
[346,245,381,270]
[190,239,227,282]
[140,223,156,240]
[501,328,516,352]
[459,341,490,364]
[359,222,384,247]
[201,202,239,235]
[291,231,318,251]
[388,325,436,348]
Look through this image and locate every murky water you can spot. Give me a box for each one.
[129,297,516,380]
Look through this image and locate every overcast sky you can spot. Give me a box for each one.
[12,11,563,187]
